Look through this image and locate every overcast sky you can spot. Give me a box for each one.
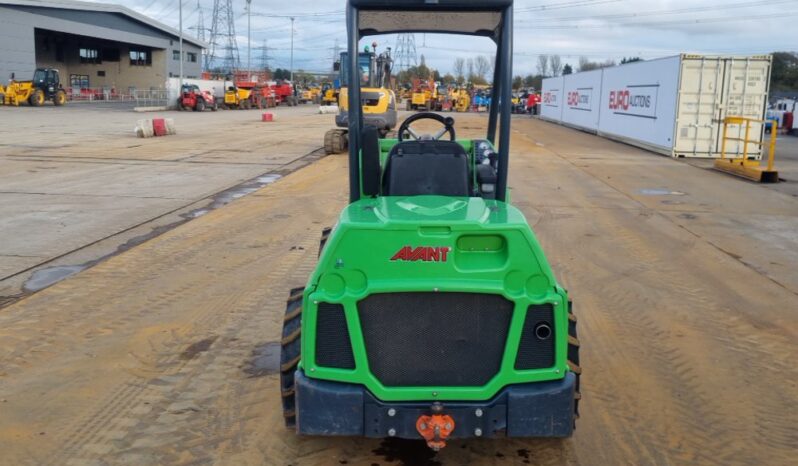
[95,0,797,75]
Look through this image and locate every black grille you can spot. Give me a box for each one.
[515,304,555,370]
[357,292,513,387]
[315,303,355,369]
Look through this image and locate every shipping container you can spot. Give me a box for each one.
[560,69,603,131]
[540,54,772,158]
[540,76,563,122]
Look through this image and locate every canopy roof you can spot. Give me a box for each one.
[351,0,512,38]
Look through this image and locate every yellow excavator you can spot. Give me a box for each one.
[324,44,397,154]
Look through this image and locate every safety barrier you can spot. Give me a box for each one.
[67,88,169,107]
[714,116,779,182]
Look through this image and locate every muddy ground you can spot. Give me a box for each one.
[0,110,796,465]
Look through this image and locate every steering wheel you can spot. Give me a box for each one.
[398,112,456,142]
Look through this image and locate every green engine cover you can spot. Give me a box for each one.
[300,194,571,402]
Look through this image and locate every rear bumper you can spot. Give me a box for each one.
[294,370,575,439]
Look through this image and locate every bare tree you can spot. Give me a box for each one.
[453,57,465,81]
[578,56,594,72]
[466,58,475,80]
[537,55,549,77]
[550,55,562,77]
[474,55,492,80]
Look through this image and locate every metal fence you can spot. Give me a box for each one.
[67,88,170,107]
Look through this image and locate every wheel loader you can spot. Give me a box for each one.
[281,0,581,452]
[324,44,397,154]
[2,68,67,106]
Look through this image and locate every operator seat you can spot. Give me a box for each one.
[382,140,471,197]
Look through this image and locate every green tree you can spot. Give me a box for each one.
[513,75,524,90]
[620,57,643,64]
[522,74,543,91]
[771,52,798,91]
[563,64,573,75]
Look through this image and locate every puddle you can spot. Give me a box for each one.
[373,438,441,466]
[256,174,281,184]
[209,174,282,209]
[180,336,218,360]
[640,188,686,196]
[23,265,88,292]
[183,208,210,219]
[243,341,281,377]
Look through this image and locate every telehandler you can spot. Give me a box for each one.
[2,68,67,106]
[282,0,580,451]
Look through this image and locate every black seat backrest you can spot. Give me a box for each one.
[382,140,471,197]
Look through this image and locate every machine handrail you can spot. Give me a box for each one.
[719,116,778,173]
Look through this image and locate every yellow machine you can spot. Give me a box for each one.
[325,46,397,154]
[2,68,67,106]
[309,86,323,103]
[450,87,471,112]
[301,87,322,104]
[223,85,252,109]
[321,82,338,105]
[714,116,780,182]
[408,78,435,111]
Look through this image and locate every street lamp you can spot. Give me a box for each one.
[290,17,295,83]
[179,0,183,91]
[246,0,252,80]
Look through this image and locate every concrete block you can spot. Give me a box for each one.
[135,119,154,138]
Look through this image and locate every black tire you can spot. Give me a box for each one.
[324,129,347,154]
[211,102,218,111]
[567,300,581,428]
[54,90,66,106]
[177,99,183,110]
[0,94,5,106]
[280,286,304,428]
[324,129,337,155]
[196,99,205,112]
[29,90,44,106]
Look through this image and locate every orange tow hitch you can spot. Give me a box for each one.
[415,414,455,451]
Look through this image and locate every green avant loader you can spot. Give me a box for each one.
[280,0,581,451]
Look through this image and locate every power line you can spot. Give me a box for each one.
[528,0,797,23]
[525,11,798,30]
[394,34,418,72]
[207,0,239,72]
[516,0,622,12]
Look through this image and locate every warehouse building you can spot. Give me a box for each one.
[0,0,206,93]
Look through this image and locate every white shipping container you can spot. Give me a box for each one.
[540,76,564,122]
[539,54,772,158]
[560,69,603,131]
[598,56,682,154]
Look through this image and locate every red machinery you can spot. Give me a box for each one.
[270,81,297,106]
[179,84,217,111]
[236,81,277,109]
